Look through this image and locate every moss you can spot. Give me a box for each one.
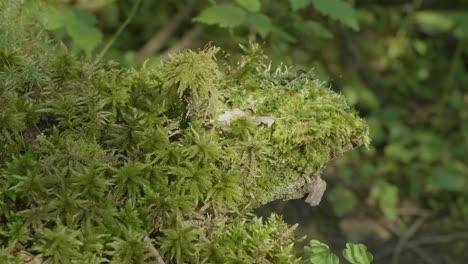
[0,1,369,263]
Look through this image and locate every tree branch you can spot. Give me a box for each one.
[159,24,205,62]
[392,214,430,264]
[339,29,387,105]
[138,0,198,61]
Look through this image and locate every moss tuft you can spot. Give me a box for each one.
[0,1,369,262]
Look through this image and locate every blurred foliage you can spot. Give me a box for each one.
[4,0,468,261]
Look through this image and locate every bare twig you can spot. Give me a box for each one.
[138,0,198,60]
[339,29,387,105]
[437,40,466,115]
[144,235,166,264]
[375,231,468,262]
[406,232,468,248]
[411,247,436,264]
[392,215,429,264]
[397,207,431,217]
[160,24,205,62]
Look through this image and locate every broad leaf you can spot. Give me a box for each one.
[384,143,416,163]
[303,240,339,264]
[290,0,312,11]
[42,5,66,30]
[343,243,373,264]
[272,28,297,43]
[25,1,66,30]
[247,13,273,37]
[64,10,102,56]
[311,0,359,30]
[328,186,357,217]
[441,11,468,39]
[300,20,333,39]
[32,4,102,56]
[415,10,468,39]
[426,165,466,192]
[370,180,398,220]
[72,8,99,26]
[194,4,247,28]
[415,11,455,33]
[236,0,261,13]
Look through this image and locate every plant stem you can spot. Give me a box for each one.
[138,0,198,61]
[94,0,141,63]
[437,40,465,116]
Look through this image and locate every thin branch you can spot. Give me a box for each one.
[411,247,436,264]
[396,207,431,217]
[144,235,166,264]
[406,232,468,248]
[437,40,465,115]
[159,24,205,62]
[95,0,141,63]
[392,215,429,264]
[138,0,198,60]
[375,231,468,261]
[339,29,387,105]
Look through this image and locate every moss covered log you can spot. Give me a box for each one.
[0,1,369,263]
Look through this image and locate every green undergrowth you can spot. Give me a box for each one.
[0,1,369,263]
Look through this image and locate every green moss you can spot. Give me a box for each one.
[0,1,369,263]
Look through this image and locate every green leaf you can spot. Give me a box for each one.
[415,11,468,39]
[236,0,261,13]
[299,20,333,39]
[443,11,468,39]
[40,4,66,30]
[31,4,102,55]
[426,165,466,192]
[311,0,359,30]
[370,181,398,220]
[64,10,103,56]
[194,4,247,28]
[328,186,357,217]
[72,8,98,26]
[246,13,273,37]
[415,11,455,33]
[290,0,313,11]
[343,243,373,264]
[384,143,415,163]
[272,28,297,43]
[303,240,339,264]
